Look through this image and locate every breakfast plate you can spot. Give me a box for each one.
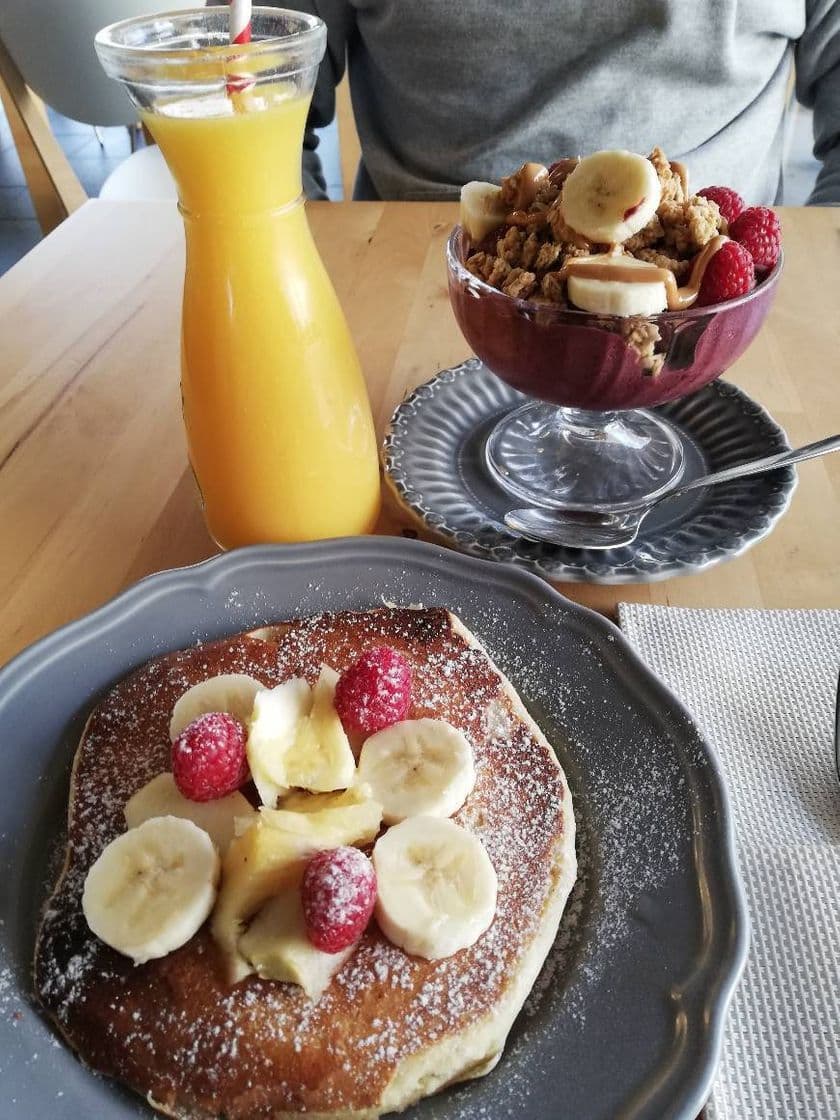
[0,538,747,1119]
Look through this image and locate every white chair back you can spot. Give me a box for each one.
[0,1,205,127]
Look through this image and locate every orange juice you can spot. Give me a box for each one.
[144,90,380,548]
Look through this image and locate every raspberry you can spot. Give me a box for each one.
[301,847,377,953]
[697,186,745,225]
[171,712,249,802]
[729,206,781,274]
[334,647,412,736]
[696,240,756,307]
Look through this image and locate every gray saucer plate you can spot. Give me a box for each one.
[0,540,746,1120]
[383,359,796,584]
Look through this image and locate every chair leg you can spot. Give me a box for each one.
[128,122,147,152]
[0,37,86,233]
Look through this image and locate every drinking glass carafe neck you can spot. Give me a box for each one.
[95,9,325,217]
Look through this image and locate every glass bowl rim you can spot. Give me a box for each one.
[445,225,784,323]
[94,6,324,64]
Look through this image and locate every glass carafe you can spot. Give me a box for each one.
[96,8,380,548]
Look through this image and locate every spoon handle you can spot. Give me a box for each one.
[668,433,840,501]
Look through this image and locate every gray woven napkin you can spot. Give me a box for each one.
[618,605,840,1120]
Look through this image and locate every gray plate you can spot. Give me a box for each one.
[0,540,747,1120]
[383,359,796,583]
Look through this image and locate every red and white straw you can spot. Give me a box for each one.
[227,0,253,94]
[229,0,252,45]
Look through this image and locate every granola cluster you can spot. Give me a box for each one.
[465,147,725,310]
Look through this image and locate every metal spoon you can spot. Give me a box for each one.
[504,433,840,550]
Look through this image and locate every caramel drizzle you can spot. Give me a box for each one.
[507,208,550,229]
[487,152,722,309]
[510,162,549,210]
[559,236,727,311]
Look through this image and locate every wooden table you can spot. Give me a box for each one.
[1,200,838,668]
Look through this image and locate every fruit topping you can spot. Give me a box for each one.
[82,815,220,964]
[301,846,377,953]
[125,772,255,853]
[212,793,382,983]
[697,186,745,225]
[729,205,781,274]
[459,180,509,243]
[695,239,756,306]
[169,673,265,741]
[565,253,668,316]
[172,712,249,802]
[560,149,662,244]
[356,718,476,824]
[239,885,356,999]
[334,646,413,737]
[372,816,498,960]
[247,668,356,807]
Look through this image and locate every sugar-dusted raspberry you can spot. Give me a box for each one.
[729,206,781,274]
[301,847,377,953]
[334,646,412,736]
[696,240,756,307]
[171,712,249,802]
[697,186,745,225]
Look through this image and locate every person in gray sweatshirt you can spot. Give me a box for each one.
[234,1,840,205]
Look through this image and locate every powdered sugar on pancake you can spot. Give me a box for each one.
[34,608,574,1118]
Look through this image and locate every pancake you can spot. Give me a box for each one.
[35,607,576,1118]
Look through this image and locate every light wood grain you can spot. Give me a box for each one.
[1,200,838,667]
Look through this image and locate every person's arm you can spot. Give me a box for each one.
[796,0,840,204]
[207,1,353,199]
[295,1,354,199]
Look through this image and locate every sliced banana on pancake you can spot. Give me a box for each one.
[302,666,357,789]
[561,149,661,244]
[247,678,311,806]
[459,180,508,243]
[566,254,669,315]
[82,815,220,965]
[239,886,354,1001]
[356,718,475,824]
[213,796,382,983]
[373,816,497,959]
[124,772,255,854]
[247,669,356,804]
[169,673,265,741]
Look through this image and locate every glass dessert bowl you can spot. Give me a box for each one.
[446,154,783,512]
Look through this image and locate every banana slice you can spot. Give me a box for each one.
[212,795,382,983]
[561,150,661,244]
[279,785,374,814]
[124,772,256,854]
[372,816,497,959]
[460,180,508,244]
[246,677,311,807]
[82,815,220,965]
[356,718,475,825]
[170,674,265,741]
[566,254,669,316]
[246,669,356,804]
[294,666,356,791]
[239,886,354,1001]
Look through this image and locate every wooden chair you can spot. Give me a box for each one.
[0,37,86,235]
[0,0,203,235]
[0,27,361,231]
